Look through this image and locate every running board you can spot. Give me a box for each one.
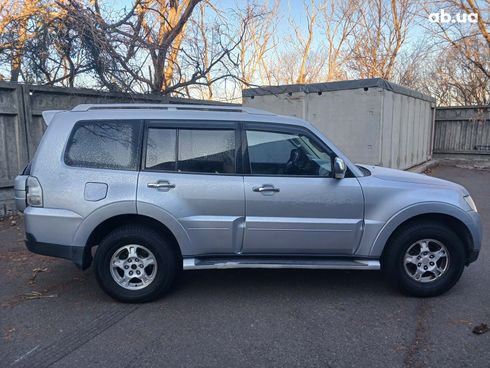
[183,257,380,270]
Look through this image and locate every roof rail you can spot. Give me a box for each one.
[71,103,274,115]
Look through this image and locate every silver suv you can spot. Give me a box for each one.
[15,104,481,302]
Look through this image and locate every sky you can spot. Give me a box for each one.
[110,0,429,57]
[94,0,438,49]
[111,0,319,37]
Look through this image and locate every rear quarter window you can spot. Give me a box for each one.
[65,120,141,170]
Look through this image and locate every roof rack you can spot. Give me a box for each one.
[71,103,274,115]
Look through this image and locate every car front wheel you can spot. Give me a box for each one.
[383,222,466,297]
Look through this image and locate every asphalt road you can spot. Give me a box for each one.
[1,165,489,368]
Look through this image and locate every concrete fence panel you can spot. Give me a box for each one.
[0,83,28,191]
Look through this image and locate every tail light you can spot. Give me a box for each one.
[26,176,43,207]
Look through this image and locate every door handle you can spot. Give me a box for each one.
[147,181,176,190]
[252,185,280,193]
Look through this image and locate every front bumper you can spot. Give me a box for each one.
[467,249,480,265]
[465,210,482,265]
[25,233,90,269]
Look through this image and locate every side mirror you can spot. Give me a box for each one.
[334,157,346,179]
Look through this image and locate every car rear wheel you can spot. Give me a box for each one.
[383,222,465,297]
[94,225,179,303]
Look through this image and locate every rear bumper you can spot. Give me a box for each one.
[25,233,90,269]
[23,206,83,247]
[14,175,28,212]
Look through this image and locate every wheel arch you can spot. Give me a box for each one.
[371,203,478,265]
[78,212,188,270]
[380,213,473,263]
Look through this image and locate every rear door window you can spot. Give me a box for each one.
[178,129,235,174]
[65,120,141,170]
[144,127,236,174]
[145,128,177,171]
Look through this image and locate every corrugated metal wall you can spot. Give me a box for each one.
[0,82,230,215]
[306,89,384,165]
[380,91,434,170]
[434,107,490,154]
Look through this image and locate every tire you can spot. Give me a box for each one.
[382,222,465,297]
[94,225,179,303]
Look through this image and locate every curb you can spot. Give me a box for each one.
[407,160,439,173]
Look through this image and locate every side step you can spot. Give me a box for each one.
[183,257,380,271]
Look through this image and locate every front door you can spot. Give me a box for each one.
[137,122,245,256]
[241,124,364,255]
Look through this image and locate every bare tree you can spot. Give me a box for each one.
[423,0,490,79]
[1,0,93,86]
[237,1,279,87]
[136,0,201,92]
[188,2,213,99]
[293,0,320,84]
[262,0,325,85]
[0,0,43,82]
[183,1,276,100]
[347,0,417,79]
[392,38,434,89]
[54,0,199,93]
[433,43,489,105]
[418,0,489,105]
[321,0,360,81]
[55,0,257,95]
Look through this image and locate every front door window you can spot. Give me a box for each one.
[246,130,333,177]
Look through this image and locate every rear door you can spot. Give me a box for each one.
[137,121,245,256]
[241,123,364,255]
